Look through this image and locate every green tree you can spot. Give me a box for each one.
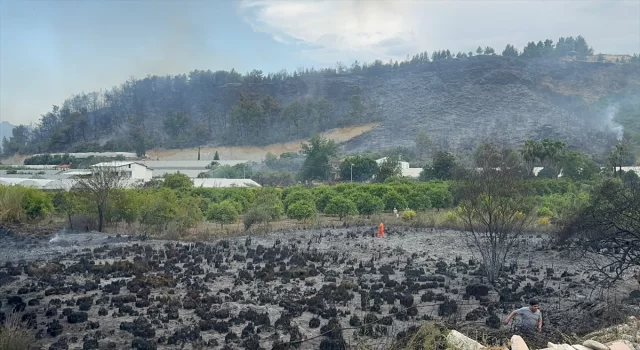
[484,46,496,55]
[311,186,338,212]
[350,191,384,217]
[299,134,338,181]
[324,196,358,220]
[214,151,220,160]
[502,44,519,57]
[420,151,456,180]
[428,186,454,211]
[340,156,378,182]
[406,190,432,211]
[243,188,284,230]
[207,200,239,228]
[283,189,315,212]
[560,151,600,180]
[162,172,193,190]
[376,157,401,183]
[382,191,407,211]
[139,188,180,236]
[287,200,317,222]
[476,46,483,55]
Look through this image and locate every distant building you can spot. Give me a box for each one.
[375,157,410,169]
[375,157,422,178]
[142,160,249,178]
[192,178,261,188]
[91,161,153,182]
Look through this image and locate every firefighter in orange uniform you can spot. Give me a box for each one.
[377,222,385,238]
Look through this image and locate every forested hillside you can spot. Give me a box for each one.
[2,36,640,158]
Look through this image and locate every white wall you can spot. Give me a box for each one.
[127,163,152,182]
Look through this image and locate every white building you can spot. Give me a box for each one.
[142,160,249,178]
[91,161,153,183]
[375,157,410,169]
[375,157,423,178]
[192,178,261,188]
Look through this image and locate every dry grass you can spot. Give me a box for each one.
[0,312,35,350]
[584,316,640,345]
[0,186,26,224]
[146,123,380,161]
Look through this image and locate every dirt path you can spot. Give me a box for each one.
[146,123,380,161]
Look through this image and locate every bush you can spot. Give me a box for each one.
[21,187,53,220]
[0,186,53,224]
[444,210,459,226]
[287,200,317,222]
[427,187,453,211]
[406,190,432,211]
[162,172,193,190]
[324,196,358,220]
[537,216,551,226]
[283,189,315,212]
[537,206,553,217]
[382,191,407,212]
[350,192,384,217]
[207,200,239,227]
[311,186,338,212]
[401,210,416,221]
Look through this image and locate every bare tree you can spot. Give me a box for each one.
[457,142,535,283]
[75,167,126,232]
[560,179,640,287]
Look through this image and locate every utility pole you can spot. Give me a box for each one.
[350,163,353,182]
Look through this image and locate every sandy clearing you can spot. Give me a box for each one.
[144,123,380,161]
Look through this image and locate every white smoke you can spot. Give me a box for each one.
[604,105,623,140]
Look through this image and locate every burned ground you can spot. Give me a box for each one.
[0,227,638,350]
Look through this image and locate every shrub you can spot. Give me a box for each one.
[0,186,53,224]
[537,206,553,217]
[287,200,317,222]
[162,172,193,190]
[406,190,432,211]
[443,210,459,226]
[349,192,384,217]
[537,216,551,226]
[21,187,53,219]
[401,210,416,221]
[311,186,338,212]
[427,187,454,211]
[283,189,315,212]
[207,200,239,227]
[382,191,407,212]
[324,196,358,220]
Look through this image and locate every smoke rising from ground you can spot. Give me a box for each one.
[604,105,624,140]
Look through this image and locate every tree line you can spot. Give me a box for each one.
[4,35,639,157]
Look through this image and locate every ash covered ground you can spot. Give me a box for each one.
[0,227,638,350]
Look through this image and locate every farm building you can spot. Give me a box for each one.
[91,161,153,182]
[142,160,249,178]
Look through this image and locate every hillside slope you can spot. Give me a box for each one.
[3,55,640,158]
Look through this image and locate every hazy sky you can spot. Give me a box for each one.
[1,0,639,126]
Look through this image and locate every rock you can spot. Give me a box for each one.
[67,311,88,324]
[607,341,633,350]
[510,335,529,350]
[446,330,486,350]
[572,346,594,350]
[583,340,609,350]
